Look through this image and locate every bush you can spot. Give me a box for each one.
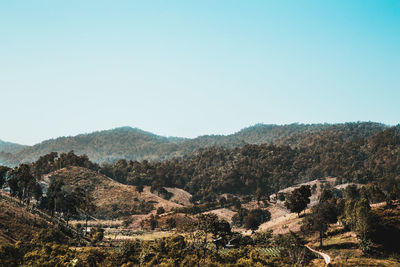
[157,206,165,214]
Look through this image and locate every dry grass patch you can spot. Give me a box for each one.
[165,187,192,206]
[0,193,53,244]
[46,167,184,218]
[104,230,174,242]
[203,208,236,223]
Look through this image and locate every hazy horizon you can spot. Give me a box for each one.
[1,1,399,145]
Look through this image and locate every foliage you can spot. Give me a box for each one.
[340,198,375,253]
[369,208,400,252]
[274,231,312,265]
[284,185,311,216]
[0,166,10,188]
[232,208,271,231]
[344,184,361,201]
[301,194,341,247]
[3,123,400,206]
[6,164,42,205]
[165,217,176,230]
[360,184,386,203]
[88,227,104,244]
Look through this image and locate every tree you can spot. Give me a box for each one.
[6,164,40,205]
[74,187,96,235]
[274,231,310,265]
[156,206,165,215]
[244,213,261,233]
[197,213,220,242]
[360,185,386,204]
[219,197,227,208]
[136,184,144,193]
[388,184,400,200]
[285,185,311,217]
[58,188,83,225]
[46,177,84,225]
[244,209,271,233]
[166,217,176,230]
[340,198,374,253]
[301,198,339,247]
[277,192,285,202]
[0,166,10,188]
[89,227,104,245]
[149,214,158,230]
[344,184,360,201]
[319,188,333,202]
[46,177,64,216]
[355,198,373,253]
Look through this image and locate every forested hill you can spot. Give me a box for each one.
[0,139,26,154]
[102,124,400,202]
[0,127,185,166]
[0,122,388,166]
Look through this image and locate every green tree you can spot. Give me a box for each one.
[360,185,386,204]
[0,166,10,188]
[302,198,338,247]
[274,231,310,265]
[74,187,96,235]
[166,217,176,230]
[344,184,360,201]
[355,198,373,253]
[285,185,311,217]
[6,164,40,205]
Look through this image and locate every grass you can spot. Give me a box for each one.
[307,225,400,266]
[0,196,55,245]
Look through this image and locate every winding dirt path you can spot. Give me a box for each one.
[305,245,331,265]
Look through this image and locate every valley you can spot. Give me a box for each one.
[0,122,399,266]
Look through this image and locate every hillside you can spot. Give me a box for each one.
[44,166,186,218]
[0,139,26,154]
[98,124,399,203]
[0,192,54,244]
[0,122,388,166]
[1,127,185,166]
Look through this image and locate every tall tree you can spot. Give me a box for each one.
[6,164,40,205]
[0,166,10,188]
[74,186,96,235]
[344,184,360,201]
[355,198,373,252]
[285,185,311,217]
[301,197,339,247]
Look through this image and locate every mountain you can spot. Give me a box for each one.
[0,139,26,153]
[100,124,399,202]
[0,127,186,166]
[0,122,389,166]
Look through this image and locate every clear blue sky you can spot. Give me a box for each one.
[1,0,399,145]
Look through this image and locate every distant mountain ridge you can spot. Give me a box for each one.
[0,122,389,166]
[0,139,26,154]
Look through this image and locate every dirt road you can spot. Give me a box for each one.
[305,245,331,265]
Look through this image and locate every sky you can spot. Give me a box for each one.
[1,0,399,145]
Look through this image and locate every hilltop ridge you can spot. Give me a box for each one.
[0,122,389,166]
